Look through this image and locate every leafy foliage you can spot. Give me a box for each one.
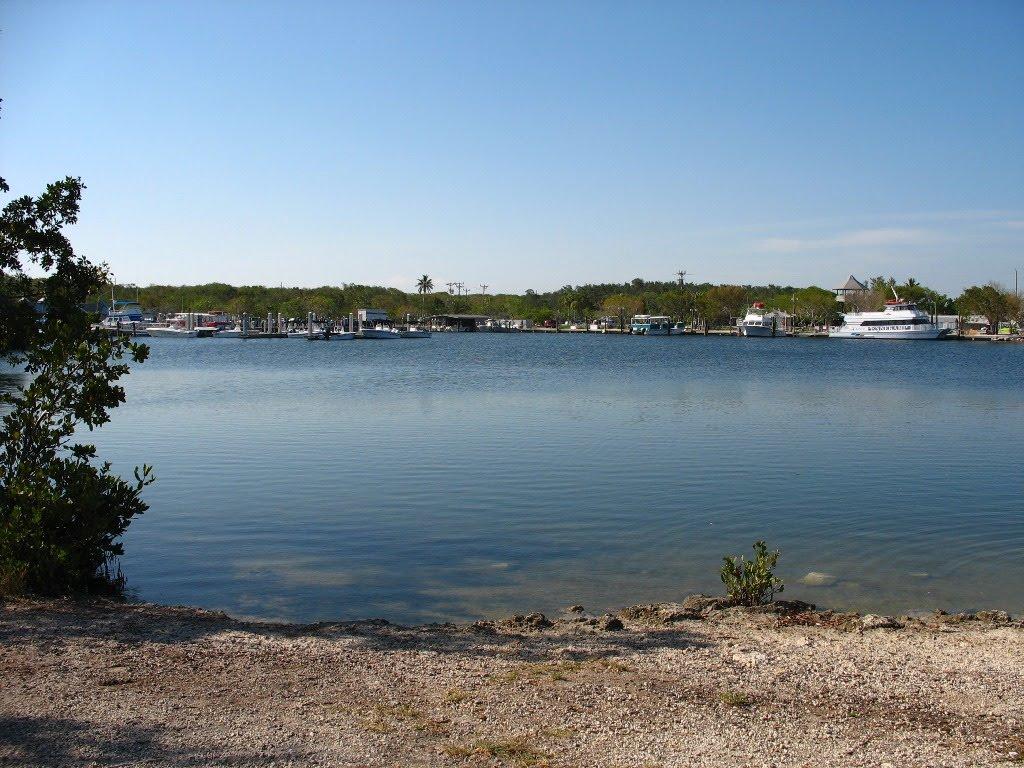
[1,172,152,595]
[957,283,1019,332]
[720,540,784,606]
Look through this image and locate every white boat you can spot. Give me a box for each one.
[94,312,150,336]
[478,320,514,332]
[99,310,143,326]
[589,316,620,332]
[146,325,199,338]
[158,313,218,337]
[669,322,687,335]
[359,325,402,339]
[738,303,778,337]
[287,330,326,339]
[329,331,356,340]
[215,326,244,338]
[830,293,946,340]
[629,315,671,335]
[400,326,432,338]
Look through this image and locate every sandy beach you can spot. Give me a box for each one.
[0,596,1021,767]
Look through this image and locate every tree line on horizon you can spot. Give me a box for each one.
[90,275,1022,331]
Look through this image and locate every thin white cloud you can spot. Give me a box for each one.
[756,227,935,253]
[884,209,1024,224]
[1000,220,1024,230]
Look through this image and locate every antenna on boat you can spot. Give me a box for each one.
[890,285,900,302]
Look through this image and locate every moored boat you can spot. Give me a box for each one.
[830,294,946,340]
[359,325,402,339]
[738,303,778,337]
[146,325,199,338]
[94,311,151,336]
[400,326,432,338]
[629,315,671,335]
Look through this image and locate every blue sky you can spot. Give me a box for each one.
[2,1,1022,294]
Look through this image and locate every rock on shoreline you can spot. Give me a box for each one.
[1,596,1021,767]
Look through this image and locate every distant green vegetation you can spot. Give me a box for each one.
[92,274,1002,329]
[108,278,844,328]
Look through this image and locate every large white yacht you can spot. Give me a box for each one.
[738,302,777,337]
[830,294,946,340]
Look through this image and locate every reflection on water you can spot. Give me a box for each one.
[7,334,1024,623]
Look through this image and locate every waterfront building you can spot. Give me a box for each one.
[427,313,490,331]
[357,308,389,325]
[589,316,621,331]
[833,275,867,303]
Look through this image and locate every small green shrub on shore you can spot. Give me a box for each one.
[720,540,784,606]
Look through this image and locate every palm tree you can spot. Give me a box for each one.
[415,275,433,316]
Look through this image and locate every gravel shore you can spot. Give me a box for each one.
[1,596,1021,767]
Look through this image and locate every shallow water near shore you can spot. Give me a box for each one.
[5,334,1022,623]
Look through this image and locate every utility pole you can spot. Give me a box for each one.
[446,282,455,295]
[480,284,488,295]
[676,270,687,287]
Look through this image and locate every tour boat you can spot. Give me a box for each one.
[738,303,777,337]
[830,293,946,340]
[629,315,671,335]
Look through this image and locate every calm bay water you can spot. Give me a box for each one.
[5,334,1022,623]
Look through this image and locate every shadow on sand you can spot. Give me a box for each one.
[0,713,313,768]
